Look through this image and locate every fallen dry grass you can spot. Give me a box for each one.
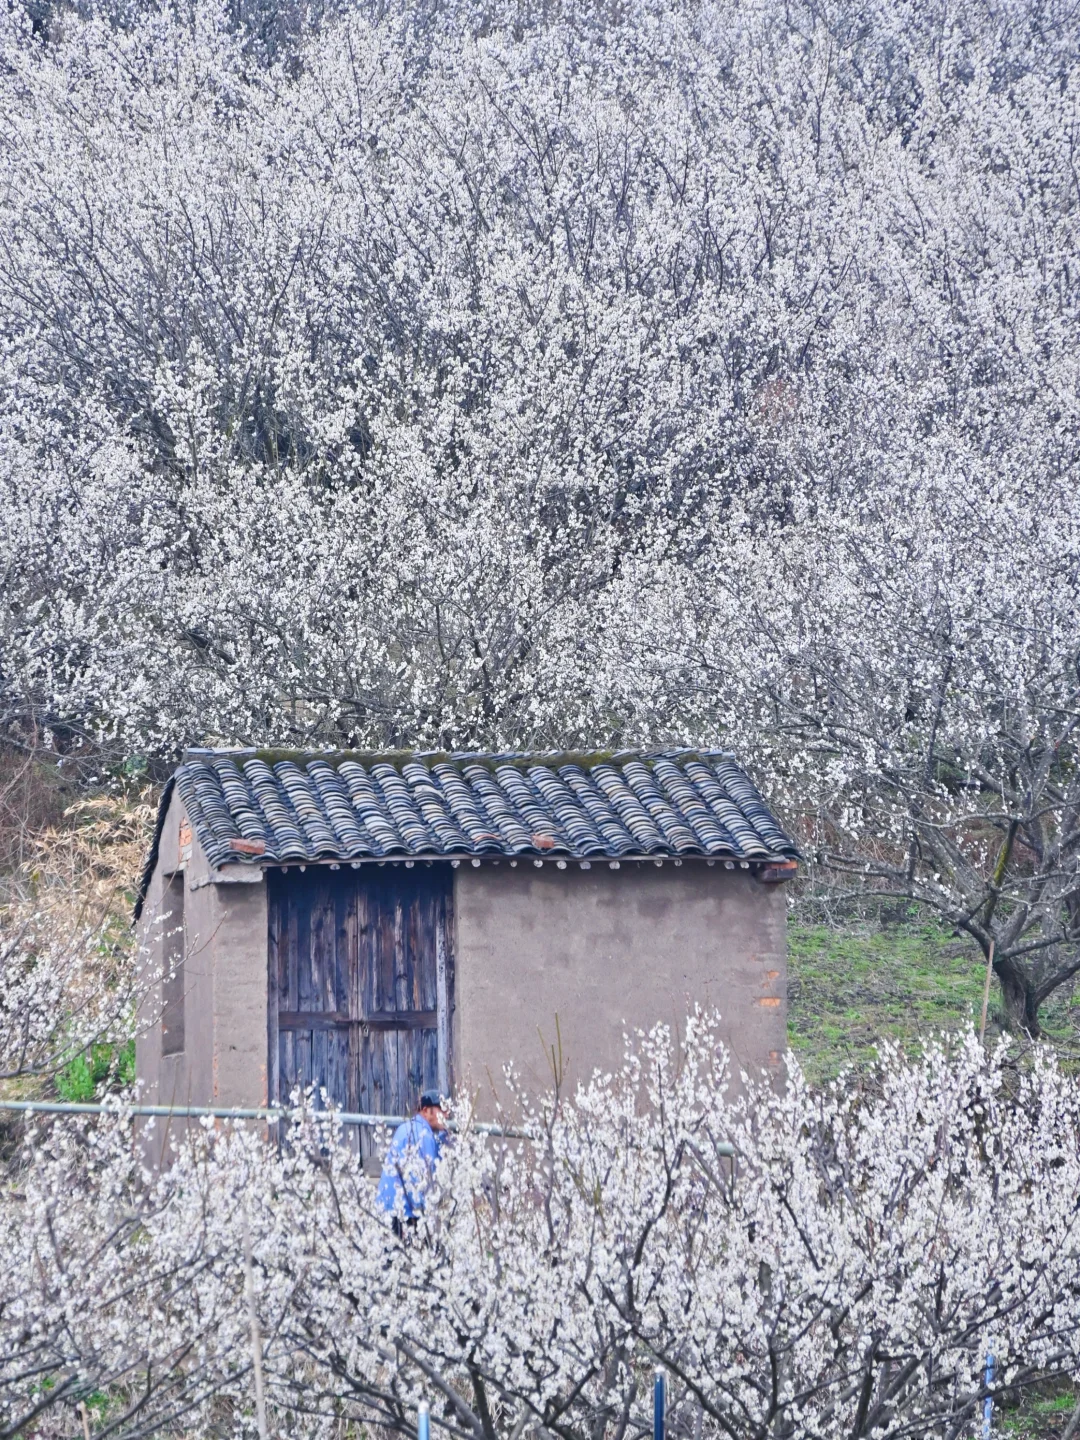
[9,789,157,942]
[0,786,158,1093]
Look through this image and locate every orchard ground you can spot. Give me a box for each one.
[788,913,1080,1085]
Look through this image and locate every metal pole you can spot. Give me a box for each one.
[418,1401,430,1440]
[0,1099,735,1155]
[653,1369,666,1440]
[982,1353,994,1440]
[0,1099,413,1124]
[0,1099,517,1138]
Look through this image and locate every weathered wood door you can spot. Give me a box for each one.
[267,866,452,1156]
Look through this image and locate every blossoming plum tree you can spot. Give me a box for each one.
[1,0,1079,1023]
[3,1021,1080,1440]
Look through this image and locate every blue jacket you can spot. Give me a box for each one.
[376,1114,447,1220]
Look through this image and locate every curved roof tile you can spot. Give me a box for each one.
[143,747,797,889]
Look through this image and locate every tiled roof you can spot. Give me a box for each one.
[149,745,794,880]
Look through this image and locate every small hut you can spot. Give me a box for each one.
[135,748,796,1153]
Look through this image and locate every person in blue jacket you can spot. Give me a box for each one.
[376,1088,449,1231]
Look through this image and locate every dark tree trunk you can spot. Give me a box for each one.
[994,955,1040,1037]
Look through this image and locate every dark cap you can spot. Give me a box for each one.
[418,1089,444,1110]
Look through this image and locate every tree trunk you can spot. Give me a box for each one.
[994,956,1040,1037]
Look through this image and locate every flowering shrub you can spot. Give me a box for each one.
[4,1019,1079,1440]
[1,0,1079,1024]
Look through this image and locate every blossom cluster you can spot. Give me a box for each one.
[2,0,1079,1019]
[0,0,1074,754]
[4,1019,1080,1440]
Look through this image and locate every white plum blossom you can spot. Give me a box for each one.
[1,0,1078,1022]
[3,1018,1080,1440]
[3,7,1080,1434]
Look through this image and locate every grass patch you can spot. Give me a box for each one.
[787,918,1080,1084]
[56,1039,135,1102]
[999,1378,1080,1438]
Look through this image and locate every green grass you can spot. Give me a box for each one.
[787,918,1080,1084]
[55,1039,135,1102]
[999,1378,1080,1438]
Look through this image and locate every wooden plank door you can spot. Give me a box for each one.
[267,867,452,1156]
[355,867,450,1159]
[267,870,359,1139]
